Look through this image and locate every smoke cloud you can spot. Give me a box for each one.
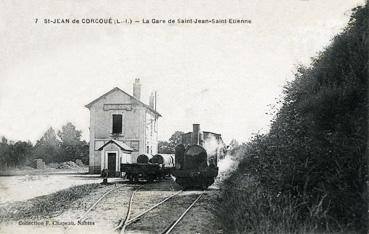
[213,151,240,188]
[202,134,219,156]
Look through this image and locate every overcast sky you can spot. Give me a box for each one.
[0,0,365,144]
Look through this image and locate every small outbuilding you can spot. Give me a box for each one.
[97,139,133,176]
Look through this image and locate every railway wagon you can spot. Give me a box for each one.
[121,154,158,182]
[121,153,174,183]
[150,154,175,177]
[172,124,226,189]
[121,163,161,183]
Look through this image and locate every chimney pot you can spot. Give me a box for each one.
[133,78,141,100]
[192,124,201,145]
[149,92,154,108]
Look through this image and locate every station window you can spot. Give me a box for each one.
[112,114,122,134]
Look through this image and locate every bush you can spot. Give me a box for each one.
[219,3,368,233]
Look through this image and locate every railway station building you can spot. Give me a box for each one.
[85,79,161,175]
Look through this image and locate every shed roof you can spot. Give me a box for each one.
[98,139,133,152]
[85,87,161,117]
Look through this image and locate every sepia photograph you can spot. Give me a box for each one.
[0,0,368,233]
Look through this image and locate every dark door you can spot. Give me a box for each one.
[107,153,116,177]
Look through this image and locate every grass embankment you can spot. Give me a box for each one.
[218,3,368,234]
[0,183,100,222]
[218,171,317,234]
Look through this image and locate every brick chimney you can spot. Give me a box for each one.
[133,78,141,100]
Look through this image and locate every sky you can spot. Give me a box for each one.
[0,0,365,144]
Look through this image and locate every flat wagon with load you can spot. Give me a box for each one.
[121,153,174,183]
[150,154,175,177]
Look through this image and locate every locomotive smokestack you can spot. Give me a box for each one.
[133,78,141,100]
[192,124,200,145]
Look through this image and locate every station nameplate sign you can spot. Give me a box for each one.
[103,104,132,111]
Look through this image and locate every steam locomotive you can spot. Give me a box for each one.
[172,124,226,189]
[120,124,226,189]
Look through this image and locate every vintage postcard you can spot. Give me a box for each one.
[0,0,367,233]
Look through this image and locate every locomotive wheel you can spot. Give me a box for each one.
[134,175,139,183]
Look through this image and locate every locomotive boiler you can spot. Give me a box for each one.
[173,124,226,189]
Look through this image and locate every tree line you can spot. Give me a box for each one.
[0,122,88,169]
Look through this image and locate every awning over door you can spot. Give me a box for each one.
[97,139,133,153]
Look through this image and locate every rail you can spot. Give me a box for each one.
[78,184,126,223]
[161,193,204,234]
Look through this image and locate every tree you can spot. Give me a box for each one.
[58,122,82,146]
[12,141,33,166]
[0,137,33,169]
[33,127,60,163]
[168,131,184,147]
[58,122,88,163]
[0,137,11,169]
[158,141,173,154]
[158,131,185,154]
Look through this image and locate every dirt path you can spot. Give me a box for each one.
[0,173,122,204]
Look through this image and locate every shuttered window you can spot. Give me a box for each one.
[112,114,122,134]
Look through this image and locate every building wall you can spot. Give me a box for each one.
[88,89,159,174]
[145,111,159,155]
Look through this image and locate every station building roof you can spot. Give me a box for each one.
[85,87,161,117]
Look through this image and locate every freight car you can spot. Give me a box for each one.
[172,124,227,189]
[150,154,175,177]
[121,154,157,182]
[120,153,174,183]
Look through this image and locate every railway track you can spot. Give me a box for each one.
[113,185,143,233]
[161,193,203,234]
[74,183,142,228]
[115,189,204,234]
[57,178,203,233]
[77,184,127,223]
